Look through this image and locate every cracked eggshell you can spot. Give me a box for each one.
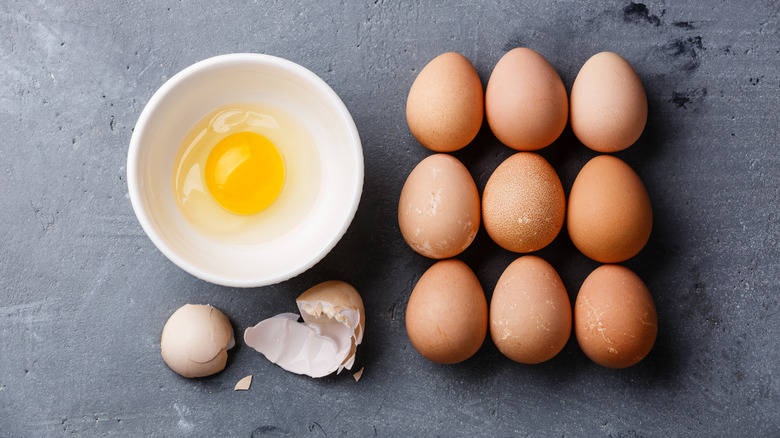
[574,265,657,369]
[570,52,647,153]
[406,259,488,364]
[490,256,571,364]
[399,154,480,259]
[406,52,483,152]
[482,152,565,253]
[244,281,364,378]
[160,304,235,378]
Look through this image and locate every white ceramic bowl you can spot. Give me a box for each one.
[127,54,363,287]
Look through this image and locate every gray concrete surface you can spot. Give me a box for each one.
[1,0,778,436]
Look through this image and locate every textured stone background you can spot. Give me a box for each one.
[1,1,778,436]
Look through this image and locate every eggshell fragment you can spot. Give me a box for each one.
[234,375,252,391]
[352,367,364,382]
[399,154,480,259]
[567,155,652,263]
[486,48,568,151]
[482,152,565,253]
[490,256,571,364]
[406,52,484,152]
[160,304,235,378]
[405,259,488,364]
[574,265,657,368]
[570,52,647,152]
[244,281,364,378]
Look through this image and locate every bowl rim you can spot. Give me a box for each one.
[126,53,364,288]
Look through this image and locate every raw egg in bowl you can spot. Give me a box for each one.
[127,54,363,287]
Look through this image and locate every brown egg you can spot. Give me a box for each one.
[574,265,657,368]
[482,152,565,253]
[490,256,571,364]
[567,155,652,263]
[406,259,488,364]
[406,52,484,152]
[570,52,648,152]
[485,48,568,151]
[398,154,480,259]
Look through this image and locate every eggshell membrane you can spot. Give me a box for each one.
[482,152,565,253]
[244,281,364,378]
[570,52,648,152]
[298,280,365,345]
[399,154,480,259]
[485,48,568,151]
[160,304,234,378]
[406,52,484,152]
[574,265,657,368]
[567,155,652,263]
[406,259,488,364]
[490,256,571,364]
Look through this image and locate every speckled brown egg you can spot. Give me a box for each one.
[399,154,480,259]
[482,152,565,253]
[485,48,568,151]
[406,259,488,364]
[570,52,648,153]
[574,265,657,369]
[490,256,571,364]
[567,155,652,263]
[406,52,484,152]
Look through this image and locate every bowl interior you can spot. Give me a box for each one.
[128,54,363,287]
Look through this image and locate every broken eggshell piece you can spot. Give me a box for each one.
[160,304,235,378]
[244,281,364,378]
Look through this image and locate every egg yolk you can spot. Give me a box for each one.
[205,132,285,215]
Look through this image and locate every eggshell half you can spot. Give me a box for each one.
[160,304,235,378]
[244,281,364,378]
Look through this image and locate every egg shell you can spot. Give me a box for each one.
[482,152,565,253]
[405,259,488,364]
[406,52,484,152]
[297,280,365,345]
[574,265,657,368]
[398,154,480,259]
[490,256,571,364]
[485,48,568,151]
[160,304,234,378]
[570,52,648,152]
[567,155,652,263]
[244,281,365,378]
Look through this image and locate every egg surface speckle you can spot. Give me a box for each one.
[482,152,565,253]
